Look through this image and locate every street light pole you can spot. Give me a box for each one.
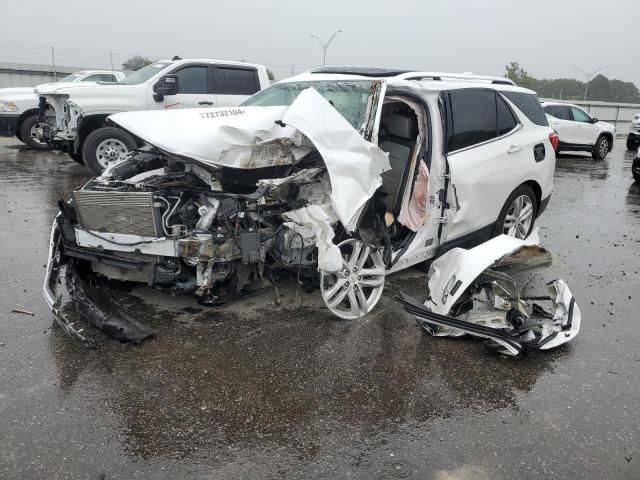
[572,65,610,101]
[310,30,343,67]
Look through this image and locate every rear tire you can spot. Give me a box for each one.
[494,185,538,239]
[592,135,610,160]
[19,114,53,151]
[82,127,137,175]
[627,136,640,151]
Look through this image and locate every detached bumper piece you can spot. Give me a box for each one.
[405,232,582,356]
[43,219,155,347]
[398,278,581,357]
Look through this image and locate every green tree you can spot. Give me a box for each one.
[505,62,536,89]
[504,62,640,102]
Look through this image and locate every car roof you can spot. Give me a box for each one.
[541,101,579,108]
[78,70,123,74]
[160,58,265,69]
[282,68,536,95]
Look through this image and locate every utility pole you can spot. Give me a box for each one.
[110,52,114,72]
[51,46,57,81]
[572,65,609,101]
[310,30,343,67]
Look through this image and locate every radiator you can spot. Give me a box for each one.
[73,190,160,237]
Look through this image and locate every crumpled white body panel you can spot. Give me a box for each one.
[109,105,307,169]
[283,204,342,272]
[540,279,581,350]
[427,229,540,314]
[282,88,390,231]
[108,88,390,232]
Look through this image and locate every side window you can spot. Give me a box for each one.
[497,95,517,136]
[571,107,591,123]
[174,66,208,94]
[213,68,259,95]
[554,106,572,120]
[447,89,498,152]
[501,92,548,126]
[543,105,555,116]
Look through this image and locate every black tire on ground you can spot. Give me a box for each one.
[592,135,610,160]
[67,151,84,164]
[493,184,538,239]
[19,114,53,151]
[82,127,137,175]
[626,136,640,151]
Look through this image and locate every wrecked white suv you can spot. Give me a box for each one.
[44,68,557,341]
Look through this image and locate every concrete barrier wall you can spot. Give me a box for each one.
[541,98,640,137]
[0,63,86,88]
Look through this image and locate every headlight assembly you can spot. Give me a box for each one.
[0,100,19,112]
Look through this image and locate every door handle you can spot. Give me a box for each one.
[507,145,522,154]
[198,101,214,106]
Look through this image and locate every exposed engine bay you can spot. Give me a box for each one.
[54,147,342,305]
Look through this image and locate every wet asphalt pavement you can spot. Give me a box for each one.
[0,136,639,479]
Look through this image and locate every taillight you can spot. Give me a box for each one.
[549,132,559,152]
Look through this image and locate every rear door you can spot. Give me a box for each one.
[212,66,262,107]
[439,89,541,243]
[545,105,579,143]
[163,63,217,109]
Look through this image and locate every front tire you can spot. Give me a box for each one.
[494,185,538,239]
[82,127,137,175]
[592,135,610,160]
[627,135,640,151]
[19,114,53,151]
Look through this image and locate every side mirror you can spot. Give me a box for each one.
[152,74,179,102]
[591,117,599,123]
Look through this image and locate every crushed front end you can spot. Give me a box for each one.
[45,147,333,313]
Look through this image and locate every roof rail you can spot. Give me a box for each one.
[396,71,515,86]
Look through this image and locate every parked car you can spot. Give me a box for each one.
[627,113,640,150]
[35,58,270,174]
[44,68,557,338]
[0,70,125,150]
[541,101,615,159]
[633,148,640,183]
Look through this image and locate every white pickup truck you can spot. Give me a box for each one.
[0,70,125,150]
[36,58,270,174]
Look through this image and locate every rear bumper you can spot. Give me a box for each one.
[0,114,19,137]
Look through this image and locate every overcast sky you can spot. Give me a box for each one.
[2,0,638,84]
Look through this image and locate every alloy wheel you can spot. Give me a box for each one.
[320,239,386,320]
[502,195,534,239]
[599,138,609,158]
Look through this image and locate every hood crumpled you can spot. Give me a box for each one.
[109,88,391,232]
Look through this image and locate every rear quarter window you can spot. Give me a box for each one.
[213,68,259,95]
[502,92,549,127]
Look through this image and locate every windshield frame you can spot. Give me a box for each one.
[241,79,378,131]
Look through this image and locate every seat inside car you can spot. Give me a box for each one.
[379,112,418,212]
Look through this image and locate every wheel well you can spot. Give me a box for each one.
[600,132,613,144]
[523,180,542,209]
[15,108,40,139]
[77,115,110,149]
